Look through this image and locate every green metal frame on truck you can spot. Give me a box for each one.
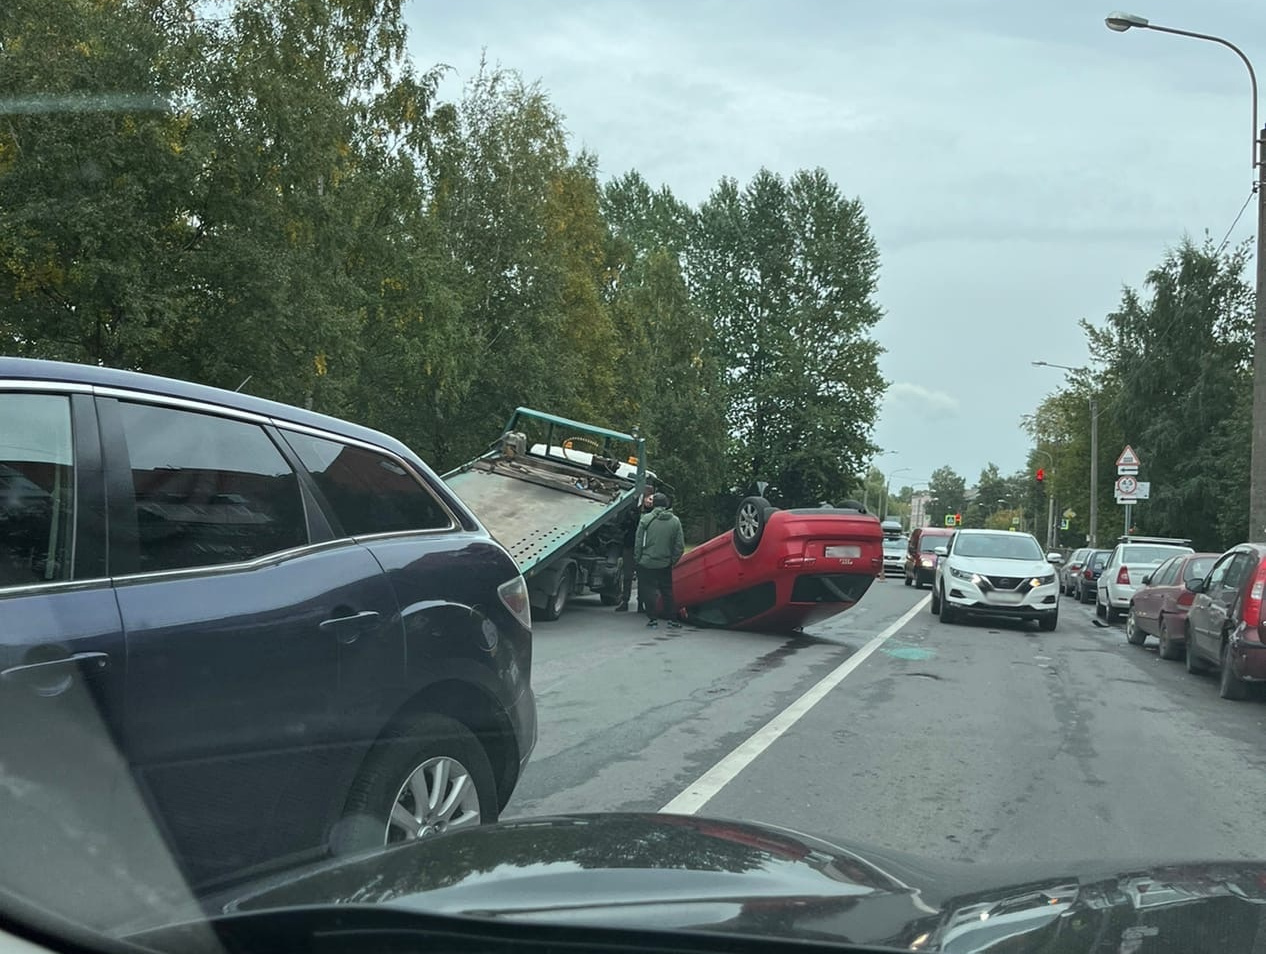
[443,408,646,613]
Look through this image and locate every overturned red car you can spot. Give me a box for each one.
[669,496,884,633]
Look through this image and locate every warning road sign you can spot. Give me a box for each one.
[1117,445,1141,475]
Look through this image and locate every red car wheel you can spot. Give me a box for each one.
[734,496,774,556]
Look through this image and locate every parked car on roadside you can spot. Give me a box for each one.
[1060,547,1093,595]
[1073,549,1110,603]
[1124,552,1219,659]
[0,358,537,891]
[1183,543,1266,700]
[930,529,1061,631]
[1097,537,1194,622]
[905,526,954,588]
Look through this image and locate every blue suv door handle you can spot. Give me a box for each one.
[1,652,111,696]
[319,610,381,643]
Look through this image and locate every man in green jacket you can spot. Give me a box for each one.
[635,492,685,628]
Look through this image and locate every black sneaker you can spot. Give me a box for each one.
[667,620,683,629]
[646,619,658,628]
[615,602,629,612]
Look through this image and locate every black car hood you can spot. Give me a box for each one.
[151,813,1266,953]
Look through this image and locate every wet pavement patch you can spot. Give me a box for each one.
[882,645,937,661]
[747,634,817,672]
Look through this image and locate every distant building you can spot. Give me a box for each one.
[910,491,933,528]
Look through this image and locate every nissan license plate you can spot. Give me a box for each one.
[825,545,861,559]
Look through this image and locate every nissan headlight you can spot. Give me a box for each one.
[1030,574,1056,587]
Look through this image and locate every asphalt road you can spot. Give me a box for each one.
[507,577,1266,865]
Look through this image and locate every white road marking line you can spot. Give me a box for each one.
[659,595,932,815]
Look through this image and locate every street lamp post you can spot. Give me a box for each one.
[863,450,896,513]
[1032,360,1099,546]
[882,467,911,520]
[1106,11,1266,540]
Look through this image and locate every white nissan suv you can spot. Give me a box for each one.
[931,529,1061,631]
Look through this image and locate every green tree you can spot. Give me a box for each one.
[601,173,727,535]
[1025,237,1251,551]
[927,465,967,523]
[425,63,621,464]
[1084,237,1252,549]
[688,168,886,507]
[0,0,206,367]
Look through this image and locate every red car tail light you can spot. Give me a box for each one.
[1241,558,1266,630]
[1116,566,1130,585]
[1177,587,1195,608]
[1083,568,1093,579]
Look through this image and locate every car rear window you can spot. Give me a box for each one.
[283,431,452,537]
[0,393,75,587]
[1184,557,1215,581]
[687,581,777,627]
[118,402,308,573]
[919,535,949,552]
[791,573,873,604]
[1123,545,1189,565]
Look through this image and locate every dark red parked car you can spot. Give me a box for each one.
[671,497,883,633]
[1124,551,1218,659]
[1183,544,1266,700]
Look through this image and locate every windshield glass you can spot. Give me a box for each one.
[953,533,1044,561]
[1123,545,1191,565]
[7,2,1266,953]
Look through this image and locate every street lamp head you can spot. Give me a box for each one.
[1105,11,1149,32]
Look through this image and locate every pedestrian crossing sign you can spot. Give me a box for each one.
[1060,518,1070,530]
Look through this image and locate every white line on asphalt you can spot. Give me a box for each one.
[659,595,932,815]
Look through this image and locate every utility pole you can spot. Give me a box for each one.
[1252,125,1266,541]
[1089,397,1099,548]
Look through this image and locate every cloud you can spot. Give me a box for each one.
[887,382,960,420]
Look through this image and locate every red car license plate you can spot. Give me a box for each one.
[825,545,862,559]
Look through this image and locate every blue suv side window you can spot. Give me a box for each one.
[117,402,307,573]
[0,394,75,586]
[282,431,450,537]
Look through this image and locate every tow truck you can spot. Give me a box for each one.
[444,408,648,621]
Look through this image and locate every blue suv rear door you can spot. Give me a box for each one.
[98,394,404,888]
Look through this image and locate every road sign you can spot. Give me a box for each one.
[944,514,955,527]
[1115,479,1151,503]
[1116,475,1138,495]
[1060,518,1070,530]
[1063,508,1076,519]
[1117,445,1141,475]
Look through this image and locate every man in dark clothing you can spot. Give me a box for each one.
[616,483,655,612]
[635,492,685,628]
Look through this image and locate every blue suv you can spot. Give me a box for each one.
[0,358,536,891]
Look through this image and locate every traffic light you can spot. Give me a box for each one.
[1035,468,1045,483]
[954,512,962,526]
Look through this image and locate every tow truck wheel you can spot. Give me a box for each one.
[538,565,575,622]
[599,559,625,606]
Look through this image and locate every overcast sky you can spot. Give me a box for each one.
[406,0,1265,491]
